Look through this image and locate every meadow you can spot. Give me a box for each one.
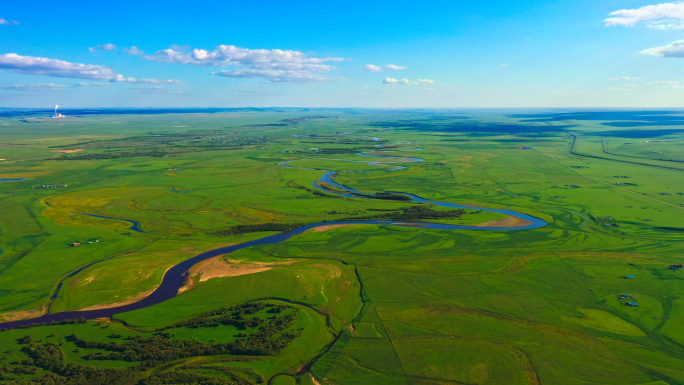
[1,108,684,384]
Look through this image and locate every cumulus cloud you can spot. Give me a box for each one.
[143,45,343,68]
[383,77,408,85]
[1,83,67,91]
[645,80,679,84]
[0,53,183,86]
[143,44,344,83]
[88,43,117,52]
[609,77,639,80]
[123,46,144,55]
[641,40,684,57]
[383,78,434,85]
[0,53,119,79]
[363,64,383,72]
[385,64,407,70]
[606,2,684,29]
[111,74,186,83]
[0,19,19,26]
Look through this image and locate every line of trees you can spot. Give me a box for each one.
[352,192,413,201]
[212,223,305,236]
[157,303,274,330]
[342,205,466,222]
[75,313,298,362]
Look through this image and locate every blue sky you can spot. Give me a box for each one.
[1,0,684,108]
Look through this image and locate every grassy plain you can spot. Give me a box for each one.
[1,108,684,383]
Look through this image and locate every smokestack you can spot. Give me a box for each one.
[55,105,59,116]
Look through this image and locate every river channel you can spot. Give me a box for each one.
[0,141,546,329]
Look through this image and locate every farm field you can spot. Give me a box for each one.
[1,108,684,384]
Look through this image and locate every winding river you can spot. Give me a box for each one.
[0,141,546,329]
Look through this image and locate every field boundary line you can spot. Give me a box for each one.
[603,136,684,165]
[570,134,684,172]
[535,147,684,211]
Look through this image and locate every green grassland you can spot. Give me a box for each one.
[1,109,684,384]
[0,301,332,383]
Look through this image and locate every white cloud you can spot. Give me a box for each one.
[0,53,119,79]
[75,82,112,87]
[364,64,407,71]
[606,2,684,29]
[645,80,679,84]
[88,43,118,52]
[641,40,684,57]
[123,46,145,55]
[212,69,335,83]
[0,19,19,26]
[1,83,67,91]
[143,45,343,83]
[383,77,408,85]
[657,85,682,88]
[609,87,636,91]
[111,74,186,83]
[363,64,383,72]
[501,63,508,67]
[609,77,639,80]
[385,64,407,70]
[383,78,434,86]
[144,45,343,68]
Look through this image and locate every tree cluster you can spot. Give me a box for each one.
[158,303,273,330]
[212,223,304,236]
[3,342,135,385]
[74,310,299,361]
[352,192,413,201]
[343,205,466,222]
[0,303,300,384]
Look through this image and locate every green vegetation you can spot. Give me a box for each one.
[2,109,684,383]
[0,301,325,384]
[212,223,305,237]
[341,205,466,221]
[351,192,413,201]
